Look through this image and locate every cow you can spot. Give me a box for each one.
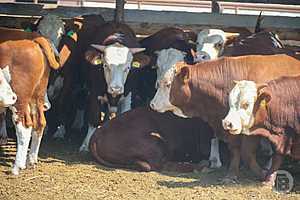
[0,66,18,144]
[80,21,146,152]
[44,15,106,141]
[222,76,300,186]
[90,106,214,172]
[0,25,62,175]
[150,54,300,182]
[136,27,197,105]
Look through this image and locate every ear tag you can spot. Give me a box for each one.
[24,27,32,32]
[260,99,267,108]
[94,58,103,65]
[132,61,141,68]
[67,30,75,37]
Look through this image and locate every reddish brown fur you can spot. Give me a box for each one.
[0,39,51,134]
[170,54,300,179]
[90,106,213,172]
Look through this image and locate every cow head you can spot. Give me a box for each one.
[36,14,65,48]
[0,66,17,107]
[89,42,145,97]
[150,48,187,117]
[222,80,270,135]
[195,29,239,62]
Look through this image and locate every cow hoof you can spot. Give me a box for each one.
[79,145,89,152]
[11,165,20,175]
[209,158,222,169]
[219,175,238,184]
[263,172,276,187]
[0,137,8,145]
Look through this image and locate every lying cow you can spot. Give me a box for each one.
[150,54,300,182]
[90,106,214,172]
[223,77,300,185]
[80,21,146,152]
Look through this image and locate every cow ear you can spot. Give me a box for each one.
[179,66,190,84]
[257,90,271,109]
[91,44,106,52]
[130,48,146,54]
[224,32,239,46]
[257,83,268,93]
[85,50,103,65]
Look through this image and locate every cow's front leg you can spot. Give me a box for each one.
[12,122,32,175]
[79,124,96,152]
[209,137,222,168]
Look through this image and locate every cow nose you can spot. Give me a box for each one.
[110,86,122,94]
[222,119,233,130]
[150,101,156,110]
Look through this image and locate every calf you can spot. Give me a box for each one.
[90,106,213,172]
[223,77,300,185]
[150,54,300,182]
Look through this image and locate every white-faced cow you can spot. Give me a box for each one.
[223,77,300,186]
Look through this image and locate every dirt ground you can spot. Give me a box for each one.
[0,138,299,200]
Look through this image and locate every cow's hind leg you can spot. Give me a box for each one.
[209,137,222,168]
[12,122,32,175]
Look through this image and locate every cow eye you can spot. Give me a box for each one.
[166,83,171,88]
[241,102,249,110]
[215,43,222,49]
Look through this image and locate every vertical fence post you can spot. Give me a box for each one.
[115,0,126,23]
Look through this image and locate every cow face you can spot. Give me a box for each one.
[150,48,187,117]
[222,80,269,135]
[0,66,17,107]
[195,29,239,62]
[37,14,65,48]
[91,43,145,97]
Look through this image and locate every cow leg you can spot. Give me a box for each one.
[222,136,241,183]
[209,137,222,168]
[264,153,284,186]
[79,124,96,152]
[27,130,43,167]
[71,109,85,130]
[117,92,132,114]
[241,136,265,179]
[0,110,7,145]
[12,122,32,175]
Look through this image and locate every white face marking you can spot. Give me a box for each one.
[103,44,133,95]
[150,48,186,115]
[222,80,258,135]
[37,14,65,48]
[0,66,17,107]
[79,124,96,152]
[195,29,226,61]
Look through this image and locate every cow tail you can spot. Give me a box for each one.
[254,11,263,33]
[33,37,61,70]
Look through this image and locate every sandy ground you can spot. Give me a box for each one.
[0,138,299,200]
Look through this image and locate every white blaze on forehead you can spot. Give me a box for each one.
[104,45,132,65]
[223,80,258,135]
[196,29,227,60]
[150,48,186,116]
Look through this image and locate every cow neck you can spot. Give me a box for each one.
[261,77,300,135]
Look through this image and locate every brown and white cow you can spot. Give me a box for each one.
[80,22,146,151]
[150,54,300,181]
[0,24,62,175]
[223,76,300,186]
[90,106,214,172]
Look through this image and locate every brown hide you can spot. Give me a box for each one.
[0,40,49,132]
[0,27,60,69]
[170,54,300,179]
[90,107,213,172]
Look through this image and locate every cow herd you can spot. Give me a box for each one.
[0,13,299,189]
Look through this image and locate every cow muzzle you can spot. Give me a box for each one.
[109,86,123,97]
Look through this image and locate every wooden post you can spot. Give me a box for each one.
[115,0,126,23]
[211,0,222,14]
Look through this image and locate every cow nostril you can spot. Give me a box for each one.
[150,102,155,109]
[12,95,16,101]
